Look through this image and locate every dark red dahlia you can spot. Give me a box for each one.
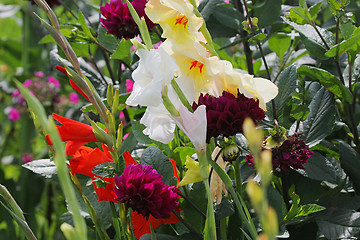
[114,164,178,219]
[100,0,156,40]
[30,0,60,7]
[192,90,265,143]
[246,133,314,171]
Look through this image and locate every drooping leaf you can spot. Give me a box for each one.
[140,146,177,186]
[301,87,336,147]
[22,159,57,178]
[274,64,297,115]
[297,152,346,185]
[298,66,352,103]
[339,141,360,193]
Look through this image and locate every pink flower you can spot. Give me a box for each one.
[34,72,45,77]
[126,79,134,93]
[8,108,21,122]
[48,76,60,88]
[12,90,21,98]
[22,153,33,164]
[23,79,33,88]
[69,93,79,104]
[153,41,163,49]
[114,163,178,219]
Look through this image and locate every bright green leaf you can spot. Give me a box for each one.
[110,39,132,62]
[268,34,291,62]
[290,7,313,25]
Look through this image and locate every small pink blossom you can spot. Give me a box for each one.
[8,108,21,122]
[34,71,45,77]
[153,41,163,49]
[48,76,60,88]
[21,153,33,164]
[12,90,21,98]
[126,79,134,93]
[69,93,79,104]
[23,79,33,88]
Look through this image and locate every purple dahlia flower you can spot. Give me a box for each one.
[114,164,178,219]
[246,133,314,171]
[192,90,265,143]
[100,0,156,40]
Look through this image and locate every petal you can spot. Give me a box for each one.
[92,176,117,202]
[178,156,202,186]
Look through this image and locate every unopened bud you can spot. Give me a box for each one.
[222,144,241,162]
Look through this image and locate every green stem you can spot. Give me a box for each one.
[118,203,133,240]
[110,202,122,240]
[220,218,227,240]
[233,159,242,197]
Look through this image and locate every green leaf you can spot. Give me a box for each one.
[290,104,309,121]
[284,18,335,60]
[339,22,355,40]
[22,159,57,178]
[274,65,297,115]
[173,147,197,166]
[140,146,177,186]
[325,30,360,58]
[91,162,116,178]
[78,10,94,41]
[119,132,138,156]
[249,33,266,44]
[327,0,342,15]
[344,54,360,83]
[214,197,235,220]
[212,5,244,30]
[309,2,323,19]
[339,141,360,193]
[110,39,132,62]
[298,66,352,103]
[131,120,153,145]
[268,34,291,62]
[297,152,346,184]
[289,7,313,25]
[253,0,281,27]
[301,87,336,147]
[199,0,223,22]
[97,25,119,53]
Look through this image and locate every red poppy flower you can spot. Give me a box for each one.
[122,152,181,239]
[46,113,98,156]
[55,65,90,101]
[70,146,117,202]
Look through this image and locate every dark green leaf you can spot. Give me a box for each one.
[297,152,346,184]
[344,54,360,83]
[253,0,281,27]
[298,66,352,103]
[119,132,138,156]
[199,0,223,22]
[140,146,177,186]
[212,5,244,30]
[249,33,266,44]
[339,141,360,193]
[268,34,292,61]
[22,159,57,178]
[91,162,116,178]
[267,186,287,224]
[339,22,355,40]
[132,120,153,145]
[289,7,312,25]
[274,64,297,114]
[301,88,336,147]
[214,197,235,220]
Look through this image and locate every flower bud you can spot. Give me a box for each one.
[222,144,241,163]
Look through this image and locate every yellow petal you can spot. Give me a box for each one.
[178,156,203,186]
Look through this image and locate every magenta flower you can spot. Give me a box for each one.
[114,164,178,219]
[69,93,79,104]
[48,76,60,88]
[34,72,45,78]
[192,90,265,142]
[23,79,33,88]
[8,108,21,122]
[12,90,21,98]
[126,79,134,93]
[100,0,156,40]
[246,133,314,171]
[22,153,33,164]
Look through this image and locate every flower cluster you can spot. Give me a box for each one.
[114,163,178,219]
[246,133,314,171]
[100,0,156,39]
[192,90,265,142]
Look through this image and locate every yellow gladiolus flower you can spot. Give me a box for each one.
[178,156,203,186]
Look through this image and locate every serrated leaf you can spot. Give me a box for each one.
[289,7,313,25]
[140,146,177,186]
[22,159,57,178]
[297,152,346,184]
[339,141,360,193]
[91,162,116,178]
[301,88,336,147]
[97,25,120,52]
[284,18,335,60]
[298,66,352,103]
[274,65,297,115]
[268,34,291,61]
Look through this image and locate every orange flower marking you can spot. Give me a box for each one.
[189,60,204,73]
[175,15,188,28]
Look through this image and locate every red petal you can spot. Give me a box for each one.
[55,65,90,101]
[169,158,180,186]
[92,176,117,202]
[123,151,137,166]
